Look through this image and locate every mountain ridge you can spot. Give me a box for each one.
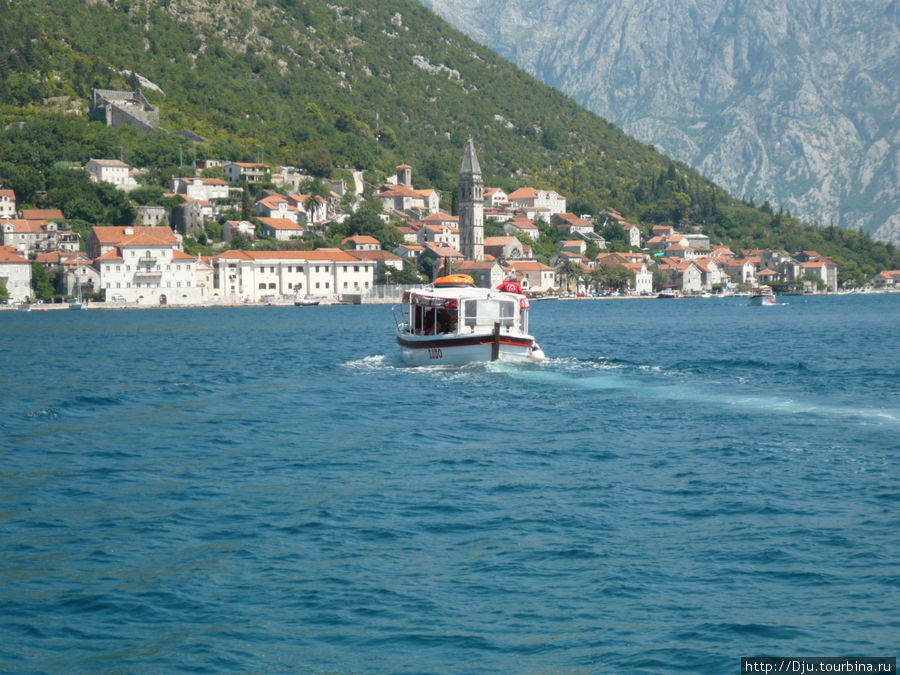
[420,0,900,245]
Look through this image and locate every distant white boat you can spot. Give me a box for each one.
[69,285,85,310]
[749,285,776,306]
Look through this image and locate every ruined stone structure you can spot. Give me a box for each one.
[90,88,159,133]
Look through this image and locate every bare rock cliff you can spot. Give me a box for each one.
[421,0,900,243]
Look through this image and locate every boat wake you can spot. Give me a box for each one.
[501,355,900,428]
[342,354,396,371]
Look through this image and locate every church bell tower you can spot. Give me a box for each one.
[458,138,484,261]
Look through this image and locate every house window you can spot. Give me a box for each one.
[343,282,348,288]
[259,283,266,289]
[315,266,319,273]
[325,282,329,289]
[268,283,276,289]
[354,266,359,272]
[315,282,320,289]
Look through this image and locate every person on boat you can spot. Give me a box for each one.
[497,272,523,294]
[436,309,455,335]
[423,308,437,335]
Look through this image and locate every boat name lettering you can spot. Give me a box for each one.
[427,347,443,359]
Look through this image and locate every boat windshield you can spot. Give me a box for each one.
[462,297,517,330]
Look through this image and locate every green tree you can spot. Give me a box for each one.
[558,259,582,292]
[300,147,333,178]
[379,259,424,285]
[30,261,54,300]
[651,266,670,292]
[230,234,252,250]
[0,280,8,304]
[241,180,251,220]
[204,220,223,242]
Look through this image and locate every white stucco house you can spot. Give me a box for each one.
[211,249,376,303]
[0,189,16,218]
[170,177,231,201]
[95,233,201,305]
[84,158,138,191]
[0,246,32,302]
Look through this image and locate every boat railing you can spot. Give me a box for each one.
[391,305,407,330]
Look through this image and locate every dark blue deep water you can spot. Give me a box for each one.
[2,294,898,673]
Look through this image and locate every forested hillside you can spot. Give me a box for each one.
[1,0,898,280]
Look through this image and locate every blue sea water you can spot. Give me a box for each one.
[1,294,898,673]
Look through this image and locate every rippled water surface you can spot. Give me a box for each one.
[2,295,898,673]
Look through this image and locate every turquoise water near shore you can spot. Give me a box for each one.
[2,294,898,672]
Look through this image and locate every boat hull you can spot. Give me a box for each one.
[397,332,542,366]
[749,295,775,305]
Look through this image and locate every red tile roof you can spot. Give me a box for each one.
[0,246,29,263]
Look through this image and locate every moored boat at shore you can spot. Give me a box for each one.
[657,287,681,299]
[394,274,545,365]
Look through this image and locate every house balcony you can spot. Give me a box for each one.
[138,255,157,265]
[134,268,162,280]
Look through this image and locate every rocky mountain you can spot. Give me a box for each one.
[419,0,900,244]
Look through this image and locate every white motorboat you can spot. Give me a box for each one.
[749,285,776,305]
[657,287,681,299]
[394,274,545,365]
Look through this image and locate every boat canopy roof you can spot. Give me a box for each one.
[403,283,526,306]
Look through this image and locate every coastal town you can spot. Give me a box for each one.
[3,88,900,309]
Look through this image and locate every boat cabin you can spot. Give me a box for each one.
[400,274,530,337]
[394,274,543,364]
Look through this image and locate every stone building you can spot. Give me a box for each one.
[90,88,159,133]
[458,138,484,261]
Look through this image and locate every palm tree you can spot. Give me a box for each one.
[301,178,331,237]
[579,269,594,295]
[590,268,609,294]
[558,259,582,292]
